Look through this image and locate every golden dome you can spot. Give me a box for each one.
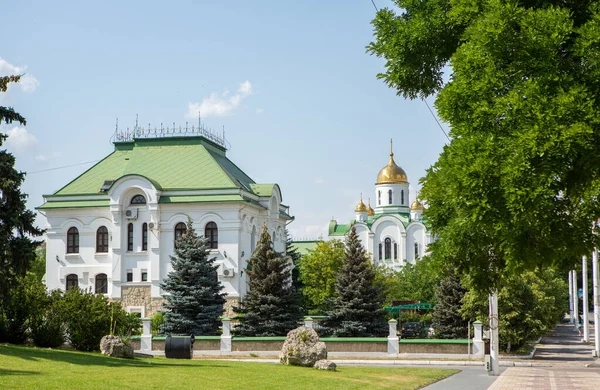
[355,197,368,213]
[367,200,375,216]
[376,140,408,185]
[410,199,424,210]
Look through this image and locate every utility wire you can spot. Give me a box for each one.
[422,98,451,142]
[371,0,378,11]
[26,159,100,174]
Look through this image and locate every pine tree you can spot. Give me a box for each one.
[432,272,468,339]
[285,227,302,292]
[235,225,301,336]
[323,226,386,337]
[160,220,226,335]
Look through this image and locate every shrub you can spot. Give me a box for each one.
[0,276,30,344]
[31,289,66,348]
[151,312,164,335]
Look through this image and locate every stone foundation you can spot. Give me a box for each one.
[119,286,165,317]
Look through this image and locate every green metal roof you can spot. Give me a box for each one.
[52,137,256,196]
[290,241,319,256]
[328,221,353,236]
[37,199,110,210]
[158,194,246,204]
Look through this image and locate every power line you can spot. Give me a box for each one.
[371,0,378,11]
[26,159,100,174]
[422,98,451,142]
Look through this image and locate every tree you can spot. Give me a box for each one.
[297,240,344,314]
[368,1,600,291]
[160,220,226,335]
[285,227,303,292]
[322,227,387,337]
[432,272,468,339]
[235,225,301,336]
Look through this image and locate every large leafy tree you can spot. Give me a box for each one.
[0,75,43,338]
[368,1,600,291]
[235,225,301,336]
[298,240,344,314]
[161,220,226,335]
[322,227,387,337]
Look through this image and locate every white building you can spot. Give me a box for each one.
[39,128,292,316]
[328,141,432,268]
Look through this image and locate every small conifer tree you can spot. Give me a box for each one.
[432,272,468,339]
[160,220,226,335]
[285,227,302,292]
[323,226,386,337]
[235,225,301,336]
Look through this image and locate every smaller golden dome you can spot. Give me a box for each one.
[367,201,375,216]
[410,199,424,210]
[355,195,368,213]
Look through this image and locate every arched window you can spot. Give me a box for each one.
[378,243,382,260]
[130,195,146,205]
[388,190,392,205]
[401,190,405,204]
[66,274,78,290]
[205,222,218,249]
[67,227,79,254]
[378,190,381,205]
[414,242,419,259]
[142,223,148,251]
[95,273,107,294]
[127,223,134,252]
[394,243,398,260]
[174,222,186,240]
[385,238,392,259]
[96,226,108,253]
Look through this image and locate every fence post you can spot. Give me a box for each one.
[304,316,314,329]
[140,318,152,352]
[220,316,232,353]
[387,319,399,355]
[472,320,484,358]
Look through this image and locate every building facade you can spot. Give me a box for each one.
[328,142,432,268]
[39,130,292,316]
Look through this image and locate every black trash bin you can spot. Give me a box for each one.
[165,335,195,359]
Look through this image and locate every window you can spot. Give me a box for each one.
[95,273,107,294]
[378,243,382,260]
[141,270,148,282]
[378,191,381,205]
[126,270,133,282]
[414,242,419,259]
[394,243,398,260]
[96,226,109,253]
[385,238,391,259]
[67,227,79,254]
[66,274,78,290]
[142,223,148,251]
[401,190,405,204]
[130,195,146,204]
[127,223,134,251]
[174,222,186,240]
[205,222,218,249]
[388,190,393,205]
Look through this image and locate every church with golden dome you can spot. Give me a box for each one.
[328,141,432,268]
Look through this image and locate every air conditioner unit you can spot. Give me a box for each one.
[125,208,138,219]
[148,222,157,230]
[222,267,235,278]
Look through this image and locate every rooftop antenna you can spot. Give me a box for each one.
[115,117,119,133]
[198,110,201,128]
[135,114,139,131]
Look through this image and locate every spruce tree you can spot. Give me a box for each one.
[160,220,226,335]
[323,226,386,337]
[432,272,468,339]
[235,225,301,336]
[285,227,302,292]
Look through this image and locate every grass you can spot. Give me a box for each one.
[0,344,457,390]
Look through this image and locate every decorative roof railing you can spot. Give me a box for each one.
[111,119,228,149]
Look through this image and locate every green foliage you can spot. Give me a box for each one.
[369,1,600,291]
[461,268,568,352]
[151,312,165,336]
[235,225,302,336]
[30,245,46,282]
[0,276,30,344]
[298,240,344,314]
[286,228,303,292]
[322,227,387,337]
[432,272,468,339]
[160,220,226,336]
[31,289,66,348]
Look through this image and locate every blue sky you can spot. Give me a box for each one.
[1,0,448,239]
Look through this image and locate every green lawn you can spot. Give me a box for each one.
[0,344,457,389]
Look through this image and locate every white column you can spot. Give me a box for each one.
[583,256,589,342]
[489,292,499,376]
[220,317,232,353]
[140,318,152,352]
[593,249,600,357]
[387,319,399,355]
[573,270,579,330]
[472,320,485,358]
[304,316,314,329]
[569,271,574,324]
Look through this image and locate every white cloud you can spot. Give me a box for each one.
[0,57,39,93]
[186,81,253,118]
[256,108,264,115]
[314,176,326,185]
[35,151,62,162]
[5,126,37,152]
